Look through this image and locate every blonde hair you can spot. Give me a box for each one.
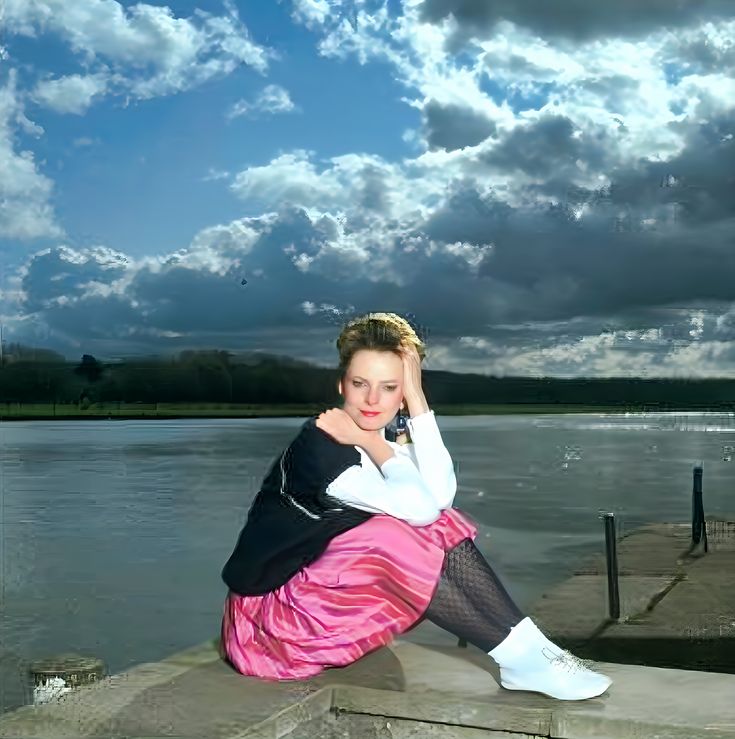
[336,312,426,383]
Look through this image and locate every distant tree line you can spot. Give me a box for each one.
[0,342,733,409]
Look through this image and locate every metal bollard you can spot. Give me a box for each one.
[691,465,708,552]
[602,513,620,620]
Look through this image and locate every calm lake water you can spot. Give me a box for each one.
[1,412,733,712]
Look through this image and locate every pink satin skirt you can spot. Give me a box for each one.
[220,507,477,680]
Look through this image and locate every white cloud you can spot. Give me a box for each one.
[231,150,339,207]
[72,136,99,148]
[291,0,333,29]
[452,324,735,379]
[229,148,448,223]
[3,0,273,102]
[227,84,297,120]
[186,218,264,261]
[0,72,62,240]
[0,1,275,246]
[32,72,109,114]
[202,167,231,182]
[296,3,733,184]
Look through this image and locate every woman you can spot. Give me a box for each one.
[221,312,612,701]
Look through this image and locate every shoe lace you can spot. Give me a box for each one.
[541,647,596,674]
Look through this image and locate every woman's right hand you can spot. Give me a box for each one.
[316,408,367,447]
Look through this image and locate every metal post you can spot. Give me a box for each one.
[603,513,620,620]
[691,465,708,552]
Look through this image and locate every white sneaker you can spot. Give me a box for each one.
[489,617,612,701]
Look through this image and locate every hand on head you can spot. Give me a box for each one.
[399,344,423,402]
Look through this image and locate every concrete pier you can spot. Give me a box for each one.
[529,517,735,674]
[0,635,734,737]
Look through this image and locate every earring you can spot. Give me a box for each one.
[397,403,408,433]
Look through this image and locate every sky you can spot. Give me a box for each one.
[1,0,734,378]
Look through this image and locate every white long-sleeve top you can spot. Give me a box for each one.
[324,410,457,527]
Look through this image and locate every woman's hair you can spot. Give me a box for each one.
[336,312,426,383]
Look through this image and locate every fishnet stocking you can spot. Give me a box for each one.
[423,538,525,652]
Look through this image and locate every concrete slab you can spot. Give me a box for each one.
[686,547,735,573]
[0,639,408,739]
[3,519,734,737]
[279,714,537,739]
[0,659,198,738]
[331,684,553,737]
[328,643,735,739]
[530,519,735,672]
[2,637,735,739]
[284,642,735,739]
[575,523,691,577]
[528,574,675,643]
[592,569,735,672]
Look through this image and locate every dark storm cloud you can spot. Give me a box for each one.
[18,205,408,357]
[422,131,735,327]
[501,53,556,78]
[422,184,512,246]
[17,214,321,349]
[357,163,394,211]
[658,29,735,77]
[607,113,735,227]
[417,0,735,44]
[575,75,640,113]
[483,218,735,323]
[21,248,127,312]
[129,208,343,334]
[422,100,497,151]
[39,295,143,346]
[479,114,611,178]
[12,107,735,367]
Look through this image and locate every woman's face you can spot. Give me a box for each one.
[338,349,404,432]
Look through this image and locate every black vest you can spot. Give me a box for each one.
[221,416,374,595]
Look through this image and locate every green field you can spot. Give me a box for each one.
[0,401,701,420]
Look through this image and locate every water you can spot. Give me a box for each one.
[1,412,733,712]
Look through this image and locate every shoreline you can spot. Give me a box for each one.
[1,403,732,421]
[0,403,733,423]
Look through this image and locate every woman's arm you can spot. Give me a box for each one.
[360,434,396,468]
[400,381,457,509]
[325,411,457,524]
[326,435,442,526]
[400,410,457,510]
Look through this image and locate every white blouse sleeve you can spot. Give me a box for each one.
[400,410,457,510]
[325,410,457,526]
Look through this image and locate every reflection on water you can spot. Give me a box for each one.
[0,412,733,712]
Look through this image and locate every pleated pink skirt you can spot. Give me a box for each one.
[220,507,477,680]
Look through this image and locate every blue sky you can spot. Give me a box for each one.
[1,0,735,377]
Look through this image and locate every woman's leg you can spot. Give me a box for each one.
[424,538,612,701]
[423,538,524,651]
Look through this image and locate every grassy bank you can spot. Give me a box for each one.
[0,401,717,420]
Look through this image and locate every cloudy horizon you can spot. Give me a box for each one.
[1,0,734,379]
